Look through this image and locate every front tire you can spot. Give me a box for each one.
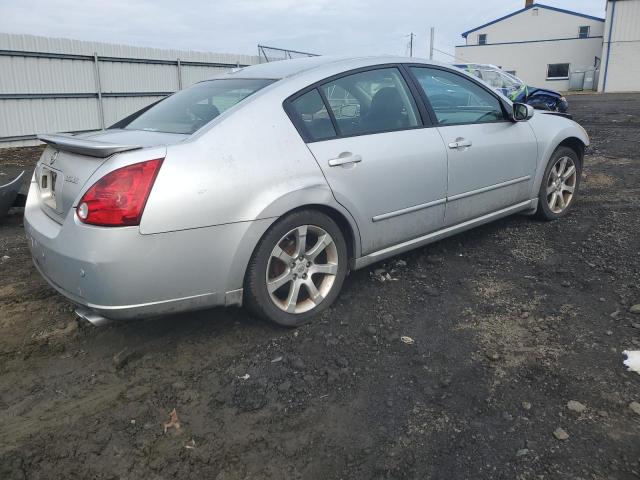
[535,146,581,221]
[244,210,348,327]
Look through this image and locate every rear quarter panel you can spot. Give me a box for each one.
[138,90,362,262]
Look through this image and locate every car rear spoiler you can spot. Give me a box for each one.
[37,133,142,158]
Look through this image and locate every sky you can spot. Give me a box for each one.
[0,0,606,62]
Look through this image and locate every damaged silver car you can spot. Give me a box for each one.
[25,56,588,326]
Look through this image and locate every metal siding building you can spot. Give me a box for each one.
[0,33,259,147]
[454,2,605,91]
[600,0,640,92]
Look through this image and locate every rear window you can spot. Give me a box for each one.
[119,78,274,134]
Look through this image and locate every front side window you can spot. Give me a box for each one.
[579,26,590,38]
[478,34,487,45]
[547,63,570,79]
[289,89,337,142]
[410,67,505,125]
[319,67,421,136]
[118,78,274,134]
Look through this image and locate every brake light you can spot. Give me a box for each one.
[76,159,163,226]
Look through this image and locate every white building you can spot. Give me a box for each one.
[454,1,605,91]
[599,0,640,92]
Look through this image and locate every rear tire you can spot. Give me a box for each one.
[244,210,348,327]
[535,146,581,221]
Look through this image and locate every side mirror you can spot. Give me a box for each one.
[513,102,534,122]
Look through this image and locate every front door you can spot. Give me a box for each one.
[409,66,538,226]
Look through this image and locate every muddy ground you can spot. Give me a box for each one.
[1,93,639,479]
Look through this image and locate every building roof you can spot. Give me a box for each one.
[461,3,605,38]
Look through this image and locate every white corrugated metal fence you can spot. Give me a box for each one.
[0,32,259,147]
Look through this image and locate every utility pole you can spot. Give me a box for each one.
[409,32,414,57]
[429,27,434,60]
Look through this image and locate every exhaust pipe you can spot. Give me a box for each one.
[75,307,111,327]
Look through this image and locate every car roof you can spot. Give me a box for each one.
[222,55,450,80]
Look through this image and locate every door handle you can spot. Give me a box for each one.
[328,153,362,167]
[448,138,472,149]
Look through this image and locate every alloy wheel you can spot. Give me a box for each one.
[546,156,577,214]
[266,225,339,314]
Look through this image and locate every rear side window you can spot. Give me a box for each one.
[289,89,337,142]
[118,78,274,134]
[319,67,421,136]
[410,67,505,125]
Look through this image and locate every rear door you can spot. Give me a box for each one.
[408,66,538,226]
[285,66,448,255]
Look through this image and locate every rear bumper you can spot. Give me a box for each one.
[30,256,227,320]
[24,180,264,320]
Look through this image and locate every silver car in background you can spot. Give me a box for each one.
[25,56,588,326]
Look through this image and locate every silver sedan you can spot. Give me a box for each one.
[25,56,588,326]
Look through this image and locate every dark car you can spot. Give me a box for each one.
[455,64,569,113]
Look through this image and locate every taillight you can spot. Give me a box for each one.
[76,159,163,226]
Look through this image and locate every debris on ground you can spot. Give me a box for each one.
[629,304,640,314]
[400,336,415,345]
[163,408,181,433]
[553,428,569,441]
[567,400,587,413]
[112,347,140,370]
[237,374,250,380]
[623,351,640,375]
[185,439,196,450]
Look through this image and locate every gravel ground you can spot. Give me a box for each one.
[1,93,639,479]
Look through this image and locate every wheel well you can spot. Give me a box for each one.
[285,204,358,262]
[558,137,586,165]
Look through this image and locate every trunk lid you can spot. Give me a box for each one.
[35,129,186,223]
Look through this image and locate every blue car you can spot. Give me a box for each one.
[455,64,569,113]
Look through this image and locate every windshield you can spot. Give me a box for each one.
[118,78,275,134]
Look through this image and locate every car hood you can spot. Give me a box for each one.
[526,86,562,98]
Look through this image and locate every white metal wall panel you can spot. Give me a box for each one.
[0,56,95,94]
[98,62,178,93]
[600,0,640,92]
[0,32,258,65]
[0,97,100,136]
[180,65,232,87]
[102,96,166,127]
[0,32,259,146]
[609,0,640,42]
